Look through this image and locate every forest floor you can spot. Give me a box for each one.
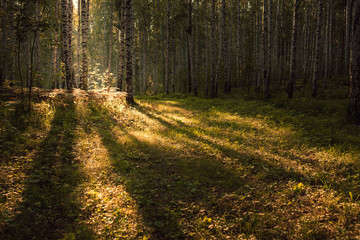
[1,87,360,239]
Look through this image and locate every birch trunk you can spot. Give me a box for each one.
[312,0,322,97]
[210,0,217,98]
[324,0,332,89]
[81,0,89,90]
[205,0,209,96]
[125,0,135,104]
[107,0,113,91]
[262,0,269,97]
[348,0,360,124]
[52,0,60,89]
[61,0,68,89]
[143,27,148,93]
[117,0,125,91]
[345,0,352,84]
[265,0,272,97]
[303,2,309,83]
[236,0,241,88]
[165,0,170,94]
[67,0,74,89]
[288,0,299,99]
[77,0,81,86]
[186,0,195,95]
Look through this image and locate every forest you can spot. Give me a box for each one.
[1,0,360,239]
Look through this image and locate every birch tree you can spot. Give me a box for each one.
[311,0,322,97]
[117,0,125,91]
[345,0,352,85]
[210,0,217,98]
[61,0,69,89]
[262,0,269,98]
[348,0,360,124]
[288,0,299,99]
[165,0,170,94]
[125,0,135,104]
[80,0,89,90]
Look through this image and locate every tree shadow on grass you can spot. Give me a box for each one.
[2,94,94,240]
[89,101,313,239]
[89,103,248,239]
[135,105,308,184]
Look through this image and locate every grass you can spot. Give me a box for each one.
[0,86,360,239]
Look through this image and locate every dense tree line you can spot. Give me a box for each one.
[0,0,359,122]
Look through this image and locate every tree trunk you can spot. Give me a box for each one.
[324,0,331,89]
[236,0,241,88]
[61,0,68,89]
[77,0,81,87]
[345,0,352,85]
[117,0,125,91]
[273,0,280,84]
[0,0,5,88]
[312,0,322,97]
[348,0,360,124]
[67,0,74,89]
[210,0,217,98]
[143,27,148,93]
[81,0,89,90]
[34,1,41,87]
[265,0,272,97]
[303,2,309,84]
[205,0,209,96]
[221,0,230,93]
[187,0,195,95]
[125,0,135,104]
[217,0,228,93]
[262,0,269,97]
[107,0,114,91]
[165,0,170,94]
[288,0,299,99]
[52,0,60,89]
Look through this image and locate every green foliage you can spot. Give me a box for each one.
[1,88,360,239]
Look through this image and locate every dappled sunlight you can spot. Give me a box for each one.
[2,91,359,239]
[72,96,148,239]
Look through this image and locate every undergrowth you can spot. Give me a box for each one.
[0,87,359,239]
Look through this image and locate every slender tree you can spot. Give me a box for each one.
[117,0,125,91]
[324,0,332,89]
[288,0,299,99]
[80,0,89,90]
[345,0,352,85]
[262,0,269,98]
[312,0,322,97]
[210,0,217,98]
[348,0,360,124]
[77,0,81,86]
[52,0,60,89]
[125,0,135,104]
[61,0,68,89]
[186,0,195,95]
[107,0,114,91]
[265,0,272,97]
[236,0,241,88]
[165,0,170,94]
[67,0,74,89]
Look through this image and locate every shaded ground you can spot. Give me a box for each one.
[1,88,360,239]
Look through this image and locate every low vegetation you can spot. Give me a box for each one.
[1,86,360,239]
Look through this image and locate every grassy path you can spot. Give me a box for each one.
[1,90,360,239]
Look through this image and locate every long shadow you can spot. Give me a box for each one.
[135,105,308,184]
[89,101,324,239]
[89,103,248,239]
[2,94,94,240]
[141,98,360,197]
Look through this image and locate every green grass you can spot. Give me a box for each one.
[1,87,360,239]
